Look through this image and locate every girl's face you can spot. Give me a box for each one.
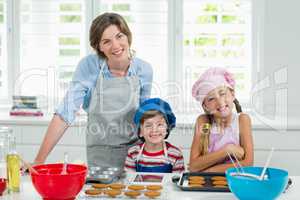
[203,86,235,118]
[99,25,130,63]
[140,114,168,145]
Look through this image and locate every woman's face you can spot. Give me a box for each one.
[140,114,168,145]
[99,25,130,62]
[203,86,235,118]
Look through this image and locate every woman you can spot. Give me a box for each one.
[34,13,153,168]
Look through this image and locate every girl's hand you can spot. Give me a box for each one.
[225,144,245,160]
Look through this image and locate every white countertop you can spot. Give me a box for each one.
[1,173,298,200]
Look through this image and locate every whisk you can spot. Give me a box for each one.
[227,147,274,180]
[227,151,261,179]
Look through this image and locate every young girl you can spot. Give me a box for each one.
[125,98,185,173]
[189,67,253,172]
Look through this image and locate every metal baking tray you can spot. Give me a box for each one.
[173,172,230,192]
[85,166,125,184]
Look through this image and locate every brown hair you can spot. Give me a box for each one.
[140,110,163,125]
[89,12,132,58]
[199,97,243,155]
[199,115,213,156]
[138,110,170,141]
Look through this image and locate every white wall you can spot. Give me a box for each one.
[252,0,300,123]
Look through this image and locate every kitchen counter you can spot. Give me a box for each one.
[0,173,298,200]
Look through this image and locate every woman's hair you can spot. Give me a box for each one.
[199,94,243,155]
[89,12,132,58]
[138,110,170,142]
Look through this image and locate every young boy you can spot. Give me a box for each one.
[124,98,185,173]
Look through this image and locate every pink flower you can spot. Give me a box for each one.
[224,71,235,88]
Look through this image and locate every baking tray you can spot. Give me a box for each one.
[174,172,230,192]
[85,166,125,184]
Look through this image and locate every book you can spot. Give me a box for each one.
[12,96,38,109]
[10,96,43,117]
[9,109,43,117]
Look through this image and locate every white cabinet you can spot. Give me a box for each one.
[0,123,87,163]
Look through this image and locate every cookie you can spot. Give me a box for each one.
[211,176,226,181]
[128,185,145,191]
[144,191,161,198]
[188,176,205,181]
[213,185,228,188]
[104,189,122,197]
[85,189,102,195]
[212,180,227,186]
[109,183,126,190]
[188,180,205,185]
[146,185,163,191]
[188,184,204,188]
[124,190,141,198]
[92,183,107,189]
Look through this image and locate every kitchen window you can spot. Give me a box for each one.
[2,0,252,118]
[0,0,8,101]
[181,0,252,116]
[18,0,86,111]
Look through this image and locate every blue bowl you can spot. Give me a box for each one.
[226,167,288,200]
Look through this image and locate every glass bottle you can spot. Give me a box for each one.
[0,127,12,195]
[6,134,20,193]
[0,127,12,179]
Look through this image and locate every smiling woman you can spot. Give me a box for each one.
[98,25,131,76]
[34,12,153,170]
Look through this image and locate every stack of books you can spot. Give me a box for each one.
[9,96,43,116]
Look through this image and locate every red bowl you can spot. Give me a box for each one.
[0,178,6,196]
[30,163,87,200]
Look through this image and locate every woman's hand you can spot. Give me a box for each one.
[20,161,41,175]
[225,144,245,160]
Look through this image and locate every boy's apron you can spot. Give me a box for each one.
[86,60,140,168]
[135,142,173,173]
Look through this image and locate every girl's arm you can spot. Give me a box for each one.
[201,113,254,172]
[189,115,228,172]
[238,113,254,165]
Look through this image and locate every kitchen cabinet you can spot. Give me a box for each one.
[0,113,87,163]
[1,124,87,163]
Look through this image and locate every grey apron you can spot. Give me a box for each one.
[86,60,140,168]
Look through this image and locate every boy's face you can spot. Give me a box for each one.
[140,114,168,145]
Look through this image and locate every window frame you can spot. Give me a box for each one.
[0,0,20,105]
